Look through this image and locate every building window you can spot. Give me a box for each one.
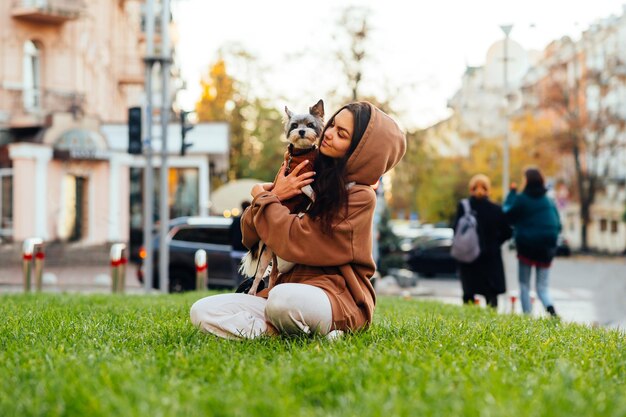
[611,220,618,234]
[171,168,199,218]
[23,40,41,111]
[567,214,576,232]
[600,219,608,232]
[128,167,199,261]
[60,175,87,242]
[0,169,13,242]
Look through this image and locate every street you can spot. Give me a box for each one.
[383,248,626,329]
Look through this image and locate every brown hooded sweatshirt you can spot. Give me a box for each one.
[241,102,406,331]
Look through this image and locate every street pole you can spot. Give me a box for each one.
[142,0,155,292]
[158,0,172,293]
[500,24,513,200]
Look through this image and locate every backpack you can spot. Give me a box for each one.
[450,199,481,263]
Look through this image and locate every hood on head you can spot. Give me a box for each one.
[345,102,407,185]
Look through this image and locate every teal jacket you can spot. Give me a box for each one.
[503,189,561,249]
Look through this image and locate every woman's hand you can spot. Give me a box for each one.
[251,182,274,199]
[272,160,315,201]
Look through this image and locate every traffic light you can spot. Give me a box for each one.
[180,110,194,156]
[128,106,142,155]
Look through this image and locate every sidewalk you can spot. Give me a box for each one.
[0,264,143,294]
[375,274,602,327]
[376,250,626,331]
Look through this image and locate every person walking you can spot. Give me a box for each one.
[503,167,561,317]
[189,102,406,340]
[453,174,512,308]
[229,200,251,252]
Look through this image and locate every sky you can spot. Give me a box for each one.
[173,0,625,130]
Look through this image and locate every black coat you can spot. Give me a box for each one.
[229,215,247,251]
[453,197,512,296]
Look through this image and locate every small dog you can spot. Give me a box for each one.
[240,99,324,295]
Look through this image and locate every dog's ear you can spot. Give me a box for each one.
[284,106,294,119]
[309,99,324,119]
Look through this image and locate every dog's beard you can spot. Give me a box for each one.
[286,128,319,148]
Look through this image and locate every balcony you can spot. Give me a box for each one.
[0,88,85,128]
[11,0,85,24]
[118,54,145,86]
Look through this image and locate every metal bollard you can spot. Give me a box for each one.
[110,243,127,293]
[195,249,208,291]
[22,238,44,292]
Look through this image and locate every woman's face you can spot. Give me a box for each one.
[320,109,354,159]
[471,182,488,198]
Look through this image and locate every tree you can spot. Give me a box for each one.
[195,58,235,122]
[334,6,372,101]
[389,129,428,220]
[526,38,626,251]
[509,112,562,183]
[195,53,286,182]
[377,205,404,276]
[391,128,466,225]
[230,97,285,181]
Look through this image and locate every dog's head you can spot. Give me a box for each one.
[284,99,324,149]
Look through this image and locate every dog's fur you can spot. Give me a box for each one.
[239,100,324,295]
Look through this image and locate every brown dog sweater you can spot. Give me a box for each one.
[280,144,318,213]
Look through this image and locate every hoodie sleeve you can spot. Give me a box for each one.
[241,187,376,267]
[503,190,520,222]
[551,202,562,233]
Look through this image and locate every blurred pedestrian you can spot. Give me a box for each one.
[229,200,251,251]
[229,200,251,286]
[453,174,512,308]
[503,167,561,318]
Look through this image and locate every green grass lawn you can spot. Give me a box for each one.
[1,292,624,417]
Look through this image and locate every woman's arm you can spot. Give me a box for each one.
[244,188,375,266]
[251,160,315,201]
[498,207,513,244]
[551,202,562,233]
[502,189,521,222]
[241,160,315,249]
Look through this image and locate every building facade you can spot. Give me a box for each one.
[0,0,228,252]
[519,8,626,253]
[447,38,532,142]
[440,8,626,253]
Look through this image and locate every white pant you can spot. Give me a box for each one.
[189,283,334,340]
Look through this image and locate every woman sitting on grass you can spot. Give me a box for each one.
[190,102,406,340]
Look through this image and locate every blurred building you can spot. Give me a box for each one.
[448,39,532,142]
[424,39,534,159]
[419,114,468,158]
[519,7,626,253]
[0,0,229,252]
[432,7,626,253]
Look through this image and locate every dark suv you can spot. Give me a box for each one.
[137,216,246,292]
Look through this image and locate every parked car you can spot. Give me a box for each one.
[556,234,571,256]
[405,233,458,278]
[136,216,246,292]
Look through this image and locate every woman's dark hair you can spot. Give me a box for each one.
[309,102,371,233]
[523,167,547,197]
